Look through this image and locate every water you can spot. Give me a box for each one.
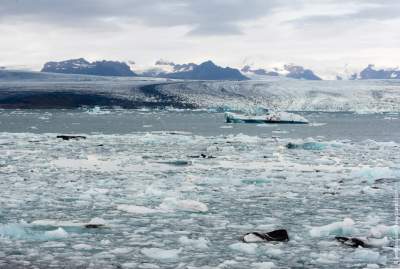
[0,109,399,268]
[0,110,398,141]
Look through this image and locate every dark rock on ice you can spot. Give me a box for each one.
[188,154,216,159]
[286,142,299,149]
[374,178,399,184]
[84,224,105,229]
[336,236,367,248]
[160,160,192,166]
[286,142,325,150]
[242,229,289,243]
[57,135,86,141]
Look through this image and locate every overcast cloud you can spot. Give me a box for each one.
[0,0,399,78]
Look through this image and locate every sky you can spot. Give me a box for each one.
[1,0,400,78]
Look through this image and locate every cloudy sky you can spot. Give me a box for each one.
[1,0,399,77]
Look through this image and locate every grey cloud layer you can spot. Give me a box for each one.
[288,0,400,26]
[0,0,281,35]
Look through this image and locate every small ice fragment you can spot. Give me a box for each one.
[310,218,355,237]
[363,264,379,269]
[111,247,132,254]
[178,236,209,249]
[352,248,386,264]
[314,252,340,264]
[229,242,258,254]
[141,248,181,261]
[122,262,137,268]
[117,204,161,214]
[369,224,400,238]
[87,217,107,226]
[286,142,325,150]
[45,228,68,239]
[251,262,275,269]
[160,198,208,212]
[243,233,265,243]
[72,244,93,250]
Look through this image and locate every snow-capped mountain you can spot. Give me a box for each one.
[137,60,248,81]
[334,64,400,80]
[41,58,137,77]
[357,64,400,80]
[241,64,322,80]
[136,60,198,78]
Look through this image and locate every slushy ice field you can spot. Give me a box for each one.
[0,110,400,269]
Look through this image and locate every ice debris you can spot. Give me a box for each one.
[310,218,355,237]
[141,248,181,261]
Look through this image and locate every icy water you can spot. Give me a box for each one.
[0,110,400,269]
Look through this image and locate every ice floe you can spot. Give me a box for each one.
[310,218,356,237]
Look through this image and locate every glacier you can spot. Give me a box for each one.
[1,70,400,112]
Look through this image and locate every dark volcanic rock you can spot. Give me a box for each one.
[41,58,136,77]
[57,135,86,141]
[84,224,105,229]
[335,236,366,248]
[242,229,290,243]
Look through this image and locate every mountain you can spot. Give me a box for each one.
[137,60,248,81]
[283,64,322,80]
[358,64,400,79]
[241,65,279,76]
[138,60,198,77]
[164,61,248,81]
[241,64,322,80]
[41,58,136,77]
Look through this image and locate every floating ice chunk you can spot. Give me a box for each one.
[367,237,390,248]
[117,204,161,214]
[369,224,400,238]
[111,247,132,254]
[314,251,340,264]
[229,242,258,254]
[352,166,399,184]
[264,247,283,257]
[160,198,208,213]
[310,218,355,237]
[41,242,66,248]
[159,160,192,166]
[0,223,30,240]
[179,236,209,249]
[352,249,386,264]
[241,178,270,185]
[72,244,93,250]
[243,233,265,243]
[86,106,110,115]
[141,247,181,261]
[122,262,137,268]
[31,219,84,227]
[361,186,381,195]
[286,141,326,150]
[88,217,107,226]
[363,264,379,269]
[44,228,68,239]
[251,262,275,269]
